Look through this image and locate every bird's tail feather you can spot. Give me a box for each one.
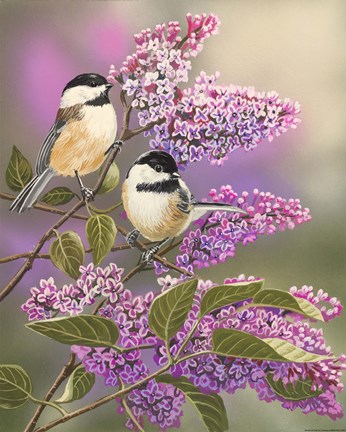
[194,201,248,214]
[9,168,55,213]
[192,201,248,220]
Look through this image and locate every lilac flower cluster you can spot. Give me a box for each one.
[150,72,301,167]
[160,185,312,275]
[21,263,124,320]
[108,14,300,168]
[23,270,345,428]
[154,275,345,420]
[108,13,219,145]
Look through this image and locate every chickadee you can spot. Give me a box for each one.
[122,150,247,263]
[10,73,117,213]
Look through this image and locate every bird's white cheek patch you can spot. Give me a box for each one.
[60,85,106,108]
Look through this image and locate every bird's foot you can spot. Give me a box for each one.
[81,187,95,202]
[105,140,124,156]
[141,245,160,264]
[126,229,140,248]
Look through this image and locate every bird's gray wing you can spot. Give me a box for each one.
[177,189,193,214]
[35,119,66,175]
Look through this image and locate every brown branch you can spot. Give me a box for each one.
[0,252,50,264]
[0,242,153,264]
[0,193,88,220]
[24,354,76,432]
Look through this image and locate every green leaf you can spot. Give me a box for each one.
[0,365,32,409]
[98,162,120,194]
[253,289,324,321]
[49,230,85,279]
[148,279,198,341]
[41,187,75,206]
[200,279,264,317]
[56,365,95,403]
[266,373,323,401]
[26,315,119,347]
[86,215,117,266]
[6,146,33,191]
[157,375,228,432]
[212,329,330,363]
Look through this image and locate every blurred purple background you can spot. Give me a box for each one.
[1,1,345,431]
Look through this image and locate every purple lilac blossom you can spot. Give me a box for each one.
[23,272,345,427]
[154,72,301,167]
[169,185,311,275]
[21,263,124,319]
[108,14,300,168]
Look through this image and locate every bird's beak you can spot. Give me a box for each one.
[105,83,113,90]
[171,172,181,179]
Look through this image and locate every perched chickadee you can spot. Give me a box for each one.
[10,73,117,213]
[122,150,247,262]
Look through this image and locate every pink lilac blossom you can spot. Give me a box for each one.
[22,271,345,427]
[108,14,300,168]
[166,185,311,275]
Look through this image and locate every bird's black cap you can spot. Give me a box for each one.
[127,151,178,177]
[62,73,109,93]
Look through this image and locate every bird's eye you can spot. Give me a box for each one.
[90,81,97,87]
[154,164,163,173]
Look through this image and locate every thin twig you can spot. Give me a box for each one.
[121,396,145,432]
[0,192,88,220]
[23,354,76,432]
[0,242,153,264]
[116,225,193,278]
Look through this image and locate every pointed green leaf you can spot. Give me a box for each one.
[212,329,330,363]
[86,215,117,266]
[148,279,198,341]
[0,365,32,409]
[253,289,324,321]
[200,279,264,317]
[266,373,323,401]
[26,315,119,347]
[98,162,120,194]
[41,187,76,206]
[49,230,85,279]
[6,146,33,191]
[157,375,228,432]
[56,365,95,403]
